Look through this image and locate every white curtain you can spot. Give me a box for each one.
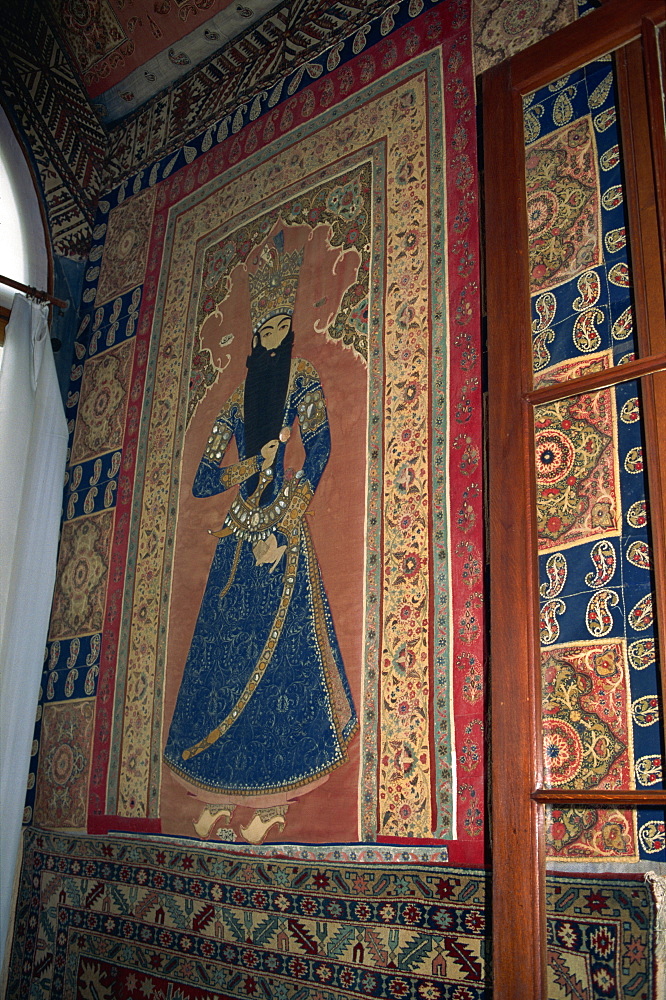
[0,294,68,973]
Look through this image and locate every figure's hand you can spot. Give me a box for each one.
[252,534,286,572]
[261,439,279,468]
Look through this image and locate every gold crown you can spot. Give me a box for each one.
[248,244,304,333]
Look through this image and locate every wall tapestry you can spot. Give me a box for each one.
[29,0,485,867]
[6,2,663,997]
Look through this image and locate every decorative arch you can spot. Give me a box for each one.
[0,103,49,319]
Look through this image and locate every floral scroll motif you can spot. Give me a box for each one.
[525,116,602,293]
[542,641,635,861]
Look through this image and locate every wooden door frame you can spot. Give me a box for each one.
[482,2,666,995]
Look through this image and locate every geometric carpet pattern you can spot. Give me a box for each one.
[8,829,490,1000]
[0,0,106,258]
[5,828,659,999]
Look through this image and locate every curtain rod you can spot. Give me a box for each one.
[0,274,68,310]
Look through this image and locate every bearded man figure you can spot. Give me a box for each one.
[163,231,357,845]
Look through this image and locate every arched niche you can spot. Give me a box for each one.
[0,103,49,314]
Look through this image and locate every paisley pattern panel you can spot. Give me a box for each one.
[526,59,665,863]
[525,58,638,386]
[542,641,636,861]
[534,375,663,862]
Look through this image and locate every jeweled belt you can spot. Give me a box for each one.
[223,470,303,543]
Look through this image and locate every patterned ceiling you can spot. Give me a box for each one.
[46,0,286,122]
[46,0,585,125]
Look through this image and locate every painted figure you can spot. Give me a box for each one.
[163,234,357,844]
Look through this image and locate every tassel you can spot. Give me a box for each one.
[645,871,666,1000]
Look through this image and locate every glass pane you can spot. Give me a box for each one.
[524,54,638,387]
[535,380,664,864]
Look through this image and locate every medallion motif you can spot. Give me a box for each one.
[525,115,602,293]
[95,187,157,305]
[33,700,95,830]
[49,511,114,640]
[70,339,134,464]
[535,392,617,551]
[542,648,627,790]
[542,640,635,861]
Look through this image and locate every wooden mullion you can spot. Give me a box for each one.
[641,17,666,264]
[532,789,666,806]
[484,6,666,997]
[508,0,664,97]
[524,352,666,406]
[615,30,666,723]
[484,59,545,1000]
[639,27,666,697]
[639,371,666,715]
[615,41,666,359]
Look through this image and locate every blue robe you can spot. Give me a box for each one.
[163,357,357,796]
